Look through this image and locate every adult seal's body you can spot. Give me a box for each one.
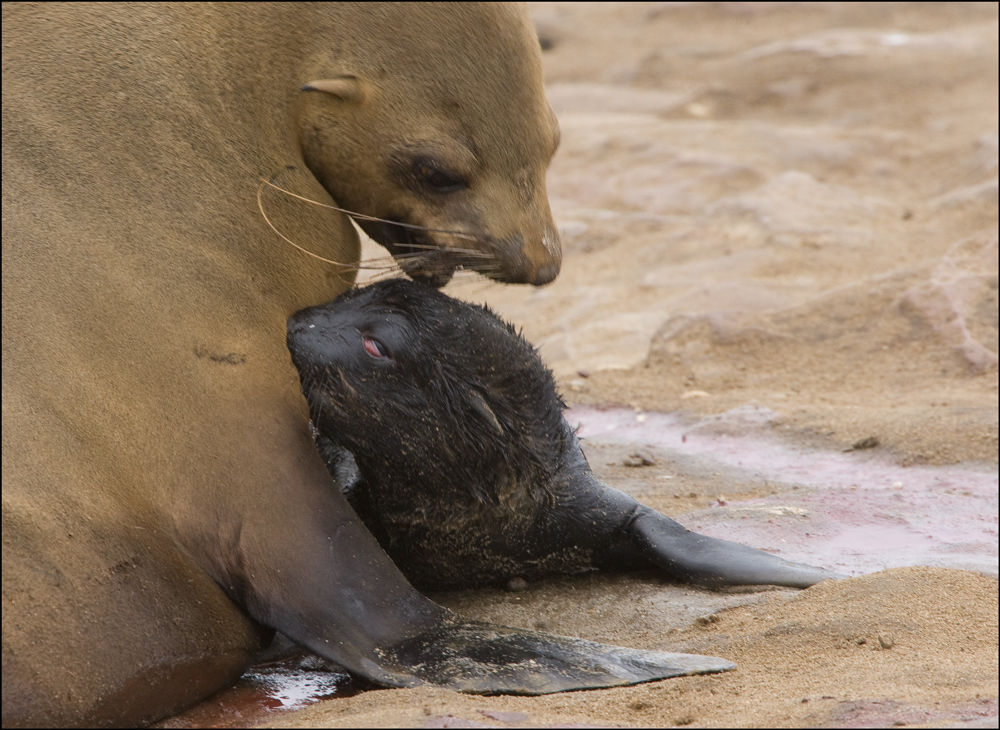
[289,280,842,591]
[1,5,714,727]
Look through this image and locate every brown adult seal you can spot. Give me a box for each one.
[0,4,681,728]
[289,279,843,591]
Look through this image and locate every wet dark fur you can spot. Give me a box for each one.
[288,279,841,591]
[289,280,597,588]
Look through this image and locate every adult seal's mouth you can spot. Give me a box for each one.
[357,219,459,288]
[358,217,562,289]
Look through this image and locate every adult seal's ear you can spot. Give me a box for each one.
[301,76,368,103]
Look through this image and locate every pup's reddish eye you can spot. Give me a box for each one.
[363,337,388,358]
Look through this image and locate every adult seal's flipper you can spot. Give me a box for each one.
[629,506,845,589]
[380,620,735,695]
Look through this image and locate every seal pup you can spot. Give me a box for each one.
[2,4,656,727]
[289,279,842,591]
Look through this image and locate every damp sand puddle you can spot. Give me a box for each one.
[571,406,998,579]
[160,406,997,727]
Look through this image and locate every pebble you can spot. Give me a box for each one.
[623,451,656,467]
[505,576,528,592]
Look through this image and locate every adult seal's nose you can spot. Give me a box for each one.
[516,224,562,286]
[535,221,562,284]
[531,258,560,286]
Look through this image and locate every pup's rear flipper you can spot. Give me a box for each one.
[381,620,734,695]
[631,507,844,589]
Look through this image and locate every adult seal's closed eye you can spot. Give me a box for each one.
[5,4,568,727]
[289,279,843,593]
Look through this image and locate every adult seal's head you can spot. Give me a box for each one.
[290,279,844,592]
[297,4,562,287]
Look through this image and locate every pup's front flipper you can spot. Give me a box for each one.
[380,620,734,695]
[629,505,844,589]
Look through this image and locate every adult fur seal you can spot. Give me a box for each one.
[288,279,842,591]
[0,4,704,728]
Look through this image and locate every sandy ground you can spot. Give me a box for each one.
[464,1,999,469]
[166,3,998,728]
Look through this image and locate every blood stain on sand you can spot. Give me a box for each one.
[154,654,364,729]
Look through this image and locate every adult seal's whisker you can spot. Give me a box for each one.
[260,178,479,242]
[257,179,359,270]
[258,178,443,273]
[387,241,496,259]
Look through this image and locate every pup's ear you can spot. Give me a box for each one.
[468,389,503,436]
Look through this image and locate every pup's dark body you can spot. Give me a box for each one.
[288,279,839,592]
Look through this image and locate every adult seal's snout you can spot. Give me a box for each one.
[526,228,563,285]
[532,259,561,286]
[493,224,563,286]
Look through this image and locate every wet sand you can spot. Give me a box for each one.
[165,2,997,727]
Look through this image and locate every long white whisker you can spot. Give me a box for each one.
[260,178,479,241]
[385,241,494,258]
[257,181,357,270]
[259,180,448,272]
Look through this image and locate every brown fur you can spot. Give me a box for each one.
[1,4,559,726]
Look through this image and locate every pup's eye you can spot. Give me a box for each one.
[363,337,389,359]
[414,160,466,193]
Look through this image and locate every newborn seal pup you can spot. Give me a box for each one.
[288,279,841,592]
